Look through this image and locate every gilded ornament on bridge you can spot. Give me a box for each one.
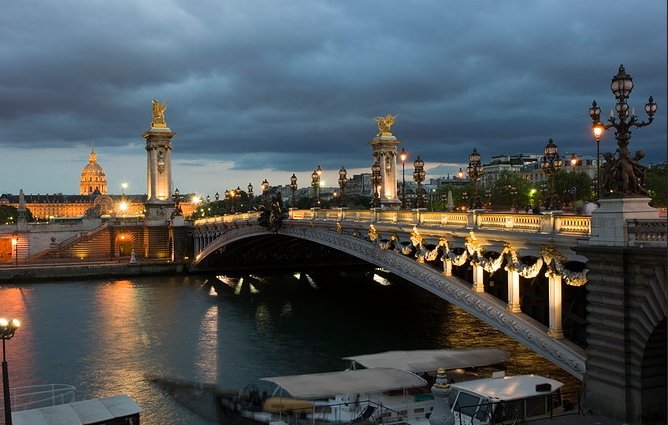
[151,99,168,128]
[368,224,378,241]
[336,222,343,234]
[374,114,398,137]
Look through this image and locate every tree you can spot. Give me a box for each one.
[489,171,532,211]
[0,205,34,223]
[645,164,667,207]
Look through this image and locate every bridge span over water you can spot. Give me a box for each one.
[193,209,593,379]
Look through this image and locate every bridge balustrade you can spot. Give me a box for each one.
[284,209,591,237]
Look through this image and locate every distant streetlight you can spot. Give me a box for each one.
[541,138,564,210]
[11,238,17,267]
[589,65,658,198]
[247,183,254,209]
[261,179,269,206]
[289,174,298,208]
[400,148,408,209]
[371,160,382,208]
[412,156,426,208]
[338,167,347,207]
[1,317,20,425]
[121,181,128,195]
[311,169,319,207]
[466,148,484,209]
[570,154,578,171]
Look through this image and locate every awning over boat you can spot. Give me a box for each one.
[261,368,427,399]
[12,394,141,425]
[343,348,510,373]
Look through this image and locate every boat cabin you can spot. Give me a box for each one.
[448,373,564,424]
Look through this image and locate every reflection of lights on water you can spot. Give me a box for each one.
[195,304,218,382]
[374,267,390,273]
[249,284,259,294]
[281,302,293,317]
[249,274,267,283]
[209,286,217,296]
[372,274,392,286]
[234,278,244,295]
[305,274,318,289]
[293,272,301,280]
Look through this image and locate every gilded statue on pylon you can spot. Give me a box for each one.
[151,99,168,128]
[375,114,398,137]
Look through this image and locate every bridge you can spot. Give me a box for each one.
[193,208,593,379]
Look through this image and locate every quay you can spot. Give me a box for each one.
[0,259,183,282]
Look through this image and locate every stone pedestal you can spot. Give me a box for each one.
[369,134,401,208]
[589,197,658,246]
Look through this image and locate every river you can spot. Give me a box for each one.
[0,267,580,424]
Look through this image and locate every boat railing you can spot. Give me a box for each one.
[0,384,76,415]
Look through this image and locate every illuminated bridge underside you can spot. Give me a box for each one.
[194,221,586,380]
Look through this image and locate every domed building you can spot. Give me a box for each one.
[80,148,107,195]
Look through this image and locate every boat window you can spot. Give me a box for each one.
[525,396,547,418]
[453,392,481,418]
[448,389,458,407]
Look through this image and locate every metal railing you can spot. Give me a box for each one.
[0,384,76,417]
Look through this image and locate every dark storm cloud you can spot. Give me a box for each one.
[1,0,666,177]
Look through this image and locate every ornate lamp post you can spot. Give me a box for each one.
[589,65,658,198]
[540,138,564,210]
[311,169,319,207]
[338,167,347,207]
[315,165,322,205]
[261,179,269,207]
[457,168,464,181]
[466,148,484,209]
[412,156,426,208]
[247,183,254,209]
[371,160,382,208]
[172,188,182,216]
[399,148,408,209]
[1,317,20,425]
[289,174,298,208]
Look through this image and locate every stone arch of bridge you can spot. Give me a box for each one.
[193,223,586,379]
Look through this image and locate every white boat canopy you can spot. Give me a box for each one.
[343,348,510,373]
[261,368,428,399]
[12,394,141,425]
[451,374,564,401]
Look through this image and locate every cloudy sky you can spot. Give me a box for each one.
[1,0,666,197]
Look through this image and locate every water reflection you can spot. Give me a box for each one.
[0,270,581,425]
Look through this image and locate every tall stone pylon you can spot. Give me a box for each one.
[369,114,401,209]
[142,99,175,223]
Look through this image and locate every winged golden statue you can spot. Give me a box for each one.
[375,114,398,137]
[151,99,168,128]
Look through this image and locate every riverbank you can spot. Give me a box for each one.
[0,259,185,282]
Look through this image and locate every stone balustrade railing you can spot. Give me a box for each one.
[283,208,591,237]
[627,219,668,247]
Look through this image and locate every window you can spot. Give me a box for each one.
[453,392,481,418]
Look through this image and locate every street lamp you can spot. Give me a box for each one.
[338,167,347,207]
[570,154,578,172]
[261,179,269,207]
[540,138,564,210]
[466,148,484,209]
[289,174,298,208]
[247,183,254,209]
[371,160,382,208]
[589,65,658,197]
[1,317,20,425]
[399,148,408,209]
[311,169,319,207]
[11,238,17,267]
[316,165,322,205]
[457,168,464,180]
[412,155,426,208]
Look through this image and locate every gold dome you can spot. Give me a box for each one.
[80,148,108,195]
